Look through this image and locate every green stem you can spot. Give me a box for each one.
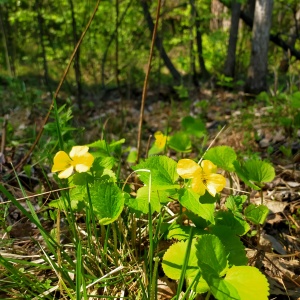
[205,291,211,300]
[150,257,160,300]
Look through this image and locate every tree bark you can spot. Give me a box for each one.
[0,6,12,76]
[223,0,241,78]
[189,0,209,80]
[140,0,181,82]
[245,0,274,95]
[279,8,300,73]
[219,0,300,61]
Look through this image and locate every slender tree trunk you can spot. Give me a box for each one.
[140,0,181,82]
[245,0,274,95]
[223,0,241,78]
[0,6,12,76]
[279,8,300,73]
[189,0,209,80]
[68,0,82,109]
[115,0,121,95]
[101,0,133,88]
[35,0,52,95]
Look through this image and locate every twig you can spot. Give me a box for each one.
[136,0,162,163]
[13,0,102,172]
[0,114,8,170]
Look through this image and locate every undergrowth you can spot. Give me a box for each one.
[0,99,282,300]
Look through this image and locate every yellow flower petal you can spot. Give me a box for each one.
[69,146,89,159]
[52,151,72,172]
[73,153,94,172]
[205,174,226,197]
[154,131,167,149]
[177,159,201,179]
[191,174,206,196]
[58,166,74,179]
[200,160,217,174]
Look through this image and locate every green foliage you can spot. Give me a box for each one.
[204,145,237,172]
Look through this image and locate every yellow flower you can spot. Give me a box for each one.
[177,159,226,197]
[52,146,94,179]
[154,131,168,149]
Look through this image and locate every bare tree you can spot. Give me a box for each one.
[189,0,209,80]
[223,0,241,78]
[140,0,181,82]
[245,0,274,94]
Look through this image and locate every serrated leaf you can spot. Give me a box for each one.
[225,266,269,300]
[89,183,124,225]
[196,234,228,276]
[244,204,269,225]
[244,160,275,183]
[178,189,215,224]
[132,156,179,188]
[94,156,115,170]
[162,239,199,280]
[168,131,192,153]
[204,146,237,172]
[215,211,250,236]
[225,195,247,218]
[209,225,248,266]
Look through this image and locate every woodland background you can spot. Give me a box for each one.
[0,0,299,110]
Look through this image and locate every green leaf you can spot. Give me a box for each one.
[130,186,162,214]
[127,148,137,163]
[290,91,300,109]
[233,161,261,190]
[209,225,248,266]
[205,274,240,300]
[225,266,269,300]
[132,156,179,188]
[178,189,215,224]
[168,131,192,153]
[196,234,228,276]
[181,116,206,138]
[225,195,247,218]
[203,146,237,172]
[93,156,115,170]
[162,239,200,280]
[215,211,250,236]
[89,183,124,225]
[244,204,269,225]
[166,223,206,240]
[243,160,275,183]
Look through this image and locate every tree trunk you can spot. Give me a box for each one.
[279,8,300,73]
[223,0,241,78]
[68,0,82,109]
[0,7,12,76]
[245,0,274,95]
[189,0,209,80]
[140,0,181,82]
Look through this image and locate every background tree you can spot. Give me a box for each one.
[244,0,274,94]
[223,0,241,78]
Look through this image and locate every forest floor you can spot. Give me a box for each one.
[1,85,300,299]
